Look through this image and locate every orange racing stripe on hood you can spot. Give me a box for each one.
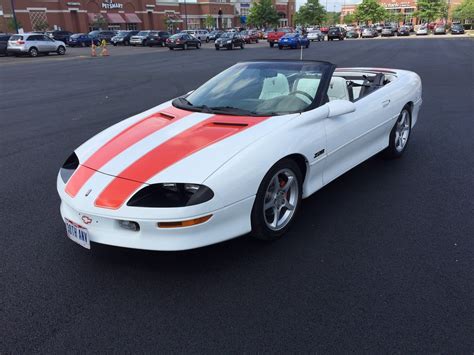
[65,106,192,197]
[94,115,270,209]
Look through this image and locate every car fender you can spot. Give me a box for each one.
[203,105,329,205]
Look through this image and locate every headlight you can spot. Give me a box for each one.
[226,40,232,44]
[127,183,214,208]
[60,152,79,183]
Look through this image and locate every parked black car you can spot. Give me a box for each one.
[46,30,73,43]
[327,27,345,41]
[451,24,465,34]
[68,33,99,47]
[215,32,245,50]
[208,30,224,41]
[166,33,201,50]
[111,30,139,46]
[0,34,11,55]
[147,31,170,47]
[88,30,116,43]
[397,26,410,36]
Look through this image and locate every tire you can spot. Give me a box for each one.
[206,38,209,43]
[125,40,130,46]
[169,47,174,50]
[29,47,39,57]
[57,46,66,55]
[382,106,412,159]
[113,43,117,46]
[81,42,86,48]
[183,43,188,50]
[269,42,274,48]
[215,46,220,50]
[251,158,303,241]
[305,42,309,48]
[197,42,201,49]
[161,42,165,47]
[240,42,244,49]
[278,45,282,50]
[227,45,232,50]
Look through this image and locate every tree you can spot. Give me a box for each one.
[343,13,356,24]
[453,0,474,25]
[353,0,387,24]
[247,0,279,28]
[324,11,341,25]
[90,14,107,30]
[294,0,326,26]
[414,0,445,25]
[7,18,22,32]
[204,14,215,29]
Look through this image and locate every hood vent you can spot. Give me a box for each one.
[211,121,248,127]
[157,111,175,120]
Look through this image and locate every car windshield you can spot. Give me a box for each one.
[137,31,149,36]
[173,61,331,116]
[116,31,129,37]
[70,34,83,38]
[170,34,183,39]
[220,33,234,38]
[88,31,99,36]
[282,34,297,38]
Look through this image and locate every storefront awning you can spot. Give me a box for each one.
[106,13,126,24]
[124,13,142,24]
[167,14,183,23]
[88,13,100,23]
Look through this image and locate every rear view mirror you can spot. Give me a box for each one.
[326,100,356,118]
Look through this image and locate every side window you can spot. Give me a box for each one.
[27,35,39,41]
[43,35,52,41]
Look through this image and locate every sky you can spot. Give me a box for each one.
[295,0,360,12]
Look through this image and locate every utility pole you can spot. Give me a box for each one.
[10,0,19,33]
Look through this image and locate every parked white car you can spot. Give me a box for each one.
[416,26,428,35]
[7,33,66,57]
[181,30,210,42]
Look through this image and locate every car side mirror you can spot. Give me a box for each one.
[326,100,356,118]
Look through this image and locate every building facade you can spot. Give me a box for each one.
[0,0,242,33]
[0,0,296,33]
[340,0,463,25]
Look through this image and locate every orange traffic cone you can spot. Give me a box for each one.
[100,40,109,57]
[91,42,97,57]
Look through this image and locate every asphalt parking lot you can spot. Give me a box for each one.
[1,38,473,352]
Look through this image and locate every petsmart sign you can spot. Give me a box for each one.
[102,0,123,9]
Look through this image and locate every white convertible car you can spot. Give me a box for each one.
[58,60,422,250]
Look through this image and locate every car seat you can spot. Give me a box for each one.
[327,76,350,101]
[259,73,290,100]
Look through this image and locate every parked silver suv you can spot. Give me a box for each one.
[7,33,66,57]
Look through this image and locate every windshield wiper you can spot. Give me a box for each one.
[208,106,259,116]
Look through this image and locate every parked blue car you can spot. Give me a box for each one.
[278,33,310,49]
[68,33,99,47]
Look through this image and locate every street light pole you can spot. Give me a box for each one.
[184,0,188,30]
[10,0,19,33]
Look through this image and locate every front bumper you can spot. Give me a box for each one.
[59,196,255,251]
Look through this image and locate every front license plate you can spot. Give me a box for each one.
[64,218,90,249]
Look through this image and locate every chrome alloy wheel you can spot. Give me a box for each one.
[395,109,410,152]
[263,169,299,231]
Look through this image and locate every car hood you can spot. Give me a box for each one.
[72,103,299,187]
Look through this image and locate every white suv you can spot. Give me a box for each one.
[7,33,66,57]
[182,30,209,42]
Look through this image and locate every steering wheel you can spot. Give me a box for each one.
[289,90,313,104]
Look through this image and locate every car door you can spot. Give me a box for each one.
[323,77,391,184]
[39,35,54,52]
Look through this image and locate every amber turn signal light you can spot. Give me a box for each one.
[157,215,212,228]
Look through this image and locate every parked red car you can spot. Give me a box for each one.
[240,30,259,43]
[267,28,293,47]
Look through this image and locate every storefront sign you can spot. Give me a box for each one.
[102,0,123,9]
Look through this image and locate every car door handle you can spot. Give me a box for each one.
[382,99,390,107]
